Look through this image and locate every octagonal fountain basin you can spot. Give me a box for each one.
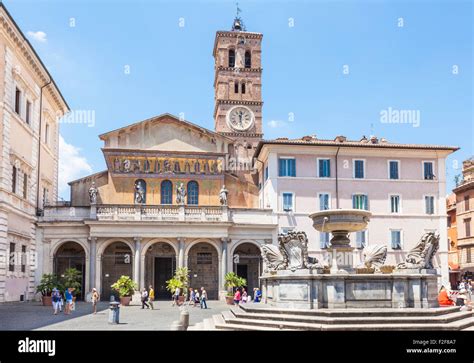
[309,209,372,247]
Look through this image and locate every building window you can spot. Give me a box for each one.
[391,230,402,250]
[282,192,294,212]
[187,181,199,205]
[465,196,470,211]
[352,194,368,210]
[9,242,15,272]
[425,196,435,215]
[389,161,399,179]
[26,100,32,125]
[423,161,434,180]
[319,193,330,211]
[241,82,246,94]
[264,165,269,181]
[234,81,239,93]
[320,232,330,249]
[245,50,251,68]
[354,160,365,179]
[278,158,296,177]
[356,230,366,249]
[447,216,452,228]
[42,187,49,207]
[15,87,21,115]
[22,173,28,199]
[318,159,330,178]
[280,226,295,234]
[390,195,400,213]
[21,245,26,273]
[45,123,50,145]
[197,252,212,265]
[467,248,472,264]
[12,166,17,194]
[229,49,235,67]
[161,180,173,205]
[465,218,471,238]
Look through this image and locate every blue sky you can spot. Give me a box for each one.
[6,0,472,199]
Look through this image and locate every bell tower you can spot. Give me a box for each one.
[213,14,263,159]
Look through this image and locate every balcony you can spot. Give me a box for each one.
[40,204,277,225]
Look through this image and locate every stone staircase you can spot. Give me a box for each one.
[189,304,474,331]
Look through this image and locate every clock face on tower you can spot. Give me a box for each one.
[226,106,254,131]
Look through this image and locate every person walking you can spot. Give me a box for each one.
[141,288,149,309]
[233,288,241,305]
[64,288,74,315]
[51,288,61,315]
[200,287,208,309]
[148,285,155,310]
[188,288,195,306]
[242,288,248,303]
[172,286,181,306]
[91,288,100,314]
[194,289,200,306]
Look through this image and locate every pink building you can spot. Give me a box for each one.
[255,135,458,284]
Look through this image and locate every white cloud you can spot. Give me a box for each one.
[58,135,92,197]
[267,120,286,128]
[27,30,47,43]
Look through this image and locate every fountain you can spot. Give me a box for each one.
[190,209,474,330]
[309,209,371,274]
[259,209,440,309]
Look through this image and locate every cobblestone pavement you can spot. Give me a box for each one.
[0,300,229,330]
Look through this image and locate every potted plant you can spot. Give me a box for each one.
[166,267,189,305]
[36,273,60,306]
[111,275,137,306]
[224,272,247,305]
[60,268,82,301]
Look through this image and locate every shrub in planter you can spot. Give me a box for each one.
[111,275,137,306]
[60,268,82,299]
[224,272,247,305]
[166,267,189,305]
[36,274,61,306]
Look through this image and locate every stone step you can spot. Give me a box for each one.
[212,313,225,326]
[232,307,474,325]
[239,304,461,317]
[202,318,214,330]
[214,322,290,331]
[221,314,474,331]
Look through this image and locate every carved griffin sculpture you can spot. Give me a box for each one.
[360,245,387,272]
[261,231,323,272]
[397,232,439,270]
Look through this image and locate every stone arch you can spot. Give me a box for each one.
[98,239,134,298]
[52,240,88,300]
[186,239,221,300]
[141,239,178,299]
[230,240,263,294]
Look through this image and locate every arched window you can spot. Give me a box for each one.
[234,81,239,94]
[187,181,199,205]
[161,180,172,204]
[241,82,246,94]
[245,50,251,68]
[229,49,235,67]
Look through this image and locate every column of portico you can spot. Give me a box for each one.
[89,237,97,291]
[178,237,186,268]
[134,237,141,289]
[220,238,230,291]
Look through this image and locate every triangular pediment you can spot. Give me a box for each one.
[99,113,232,153]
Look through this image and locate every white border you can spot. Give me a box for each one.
[423,194,436,215]
[389,194,402,214]
[421,160,435,180]
[281,191,295,212]
[389,229,403,250]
